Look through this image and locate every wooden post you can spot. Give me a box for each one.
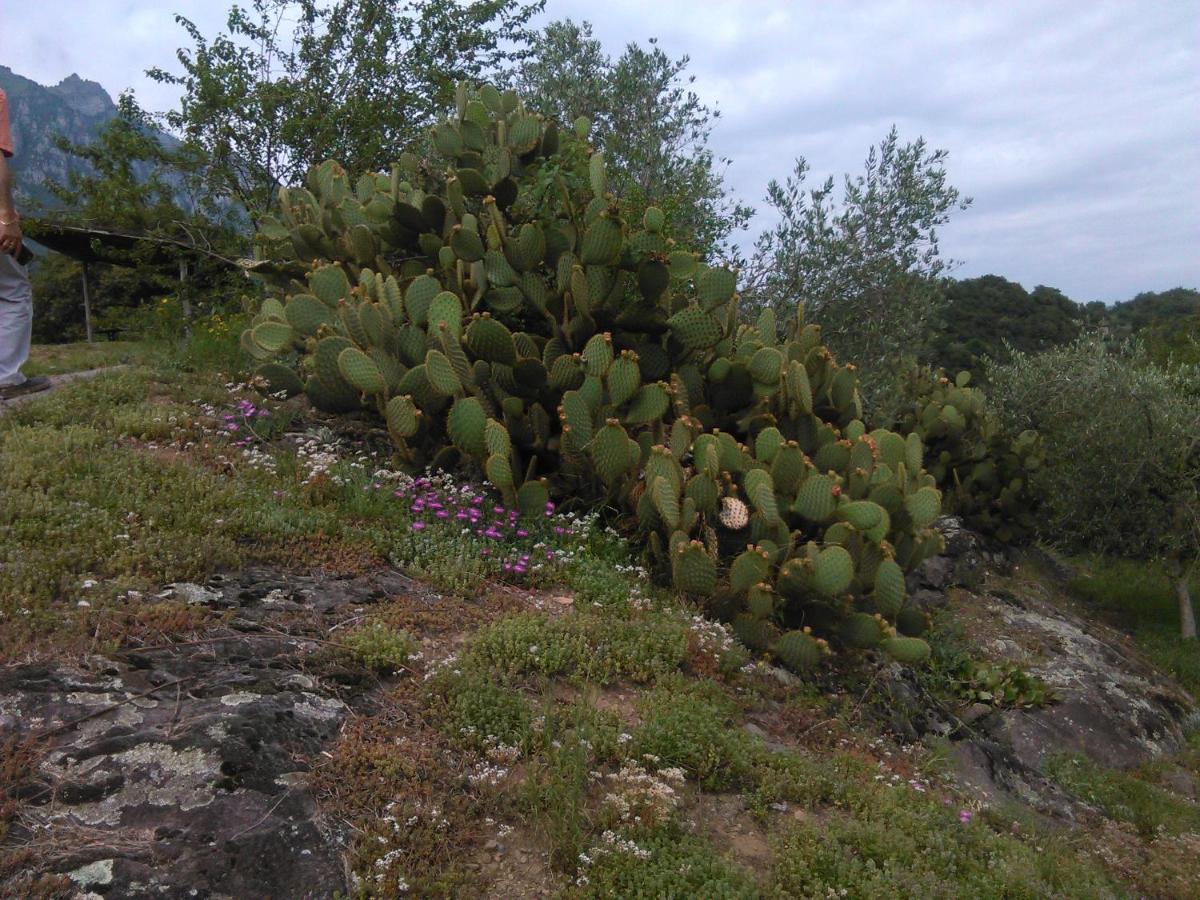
[81,262,94,344]
[179,258,192,335]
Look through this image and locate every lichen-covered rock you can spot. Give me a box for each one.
[946,569,1196,814]
[0,566,428,899]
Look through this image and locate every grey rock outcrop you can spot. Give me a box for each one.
[0,566,429,898]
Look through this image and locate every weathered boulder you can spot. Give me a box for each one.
[882,521,1196,818]
[0,566,431,899]
[967,586,1196,772]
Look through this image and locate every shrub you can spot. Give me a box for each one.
[572,826,758,898]
[469,611,690,684]
[627,676,753,790]
[340,623,416,674]
[987,335,1200,637]
[242,82,949,670]
[1044,753,1200,838]
[767,789,1122,899]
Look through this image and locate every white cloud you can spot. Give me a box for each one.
[3,0,1196,301]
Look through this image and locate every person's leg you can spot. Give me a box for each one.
[0,250,33,386]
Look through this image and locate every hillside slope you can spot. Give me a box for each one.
[0,345,1197,898]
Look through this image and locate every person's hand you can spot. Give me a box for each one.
[0,216,20,256]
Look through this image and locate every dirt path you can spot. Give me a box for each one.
[0,366,127,413]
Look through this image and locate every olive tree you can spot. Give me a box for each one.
[746,130,970,406]
[517,19,752,261]
[986,335,1200,638]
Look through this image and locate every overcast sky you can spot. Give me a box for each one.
[3,0,1197,302]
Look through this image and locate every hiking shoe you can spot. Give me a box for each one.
[0,375,52,399]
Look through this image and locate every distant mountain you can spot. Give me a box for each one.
[0,66,120,207]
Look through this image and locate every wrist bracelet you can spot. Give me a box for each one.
[0,216,18,226]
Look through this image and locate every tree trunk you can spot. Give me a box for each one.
[1177,572,1197,640]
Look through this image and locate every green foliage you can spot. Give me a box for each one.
[927,279,1200,376]
[1110,289,1200,369]
[975,316,1200,650]
[767,788,1122,899]
[516,19,753,260]
[32,94,245,343]
[986,336,1200,567]
[956,660,1052,708]
[1106,287,1200,340]
[929,275,1083,375]
[150,0,544,222]
[435,666,534,752]
[1044,753,1200,838]
[883,365,1045,542]
[1068,557,1200,693]
[627,676,753,790]
[572,826,758,899]
[468,611,690,684]
[522,705,599,873]
[340,622,416,674]
[245,82,946,672]
[22,340,163,376]
[746,129,971,402]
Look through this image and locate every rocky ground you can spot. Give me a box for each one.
[1,518,1196,898]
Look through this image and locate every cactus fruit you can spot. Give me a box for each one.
[719,497,750,530]
[244,80,946,676]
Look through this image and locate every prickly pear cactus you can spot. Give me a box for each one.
[243,82,946,671]
[887,366,1044,543]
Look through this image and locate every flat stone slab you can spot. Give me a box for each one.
[0,366,128,412]
[0,566,428,898]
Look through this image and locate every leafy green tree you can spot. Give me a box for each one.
[47,93,184,231]
[516,19,752,260]
[149,0,544,224]
[929,275,1083,375]
[34,94,243,340]
[1106,287,1200,337]
[986,335,1200,639]
[1105,288,1200,367]
[747,130,970,401]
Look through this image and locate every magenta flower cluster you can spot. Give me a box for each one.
[222,398,265,448]
[383,476,574,580]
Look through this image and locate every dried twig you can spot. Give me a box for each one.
[226,789,293,842]
[45,674,200,737]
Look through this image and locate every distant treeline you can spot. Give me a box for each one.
[929,277,1199,374]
